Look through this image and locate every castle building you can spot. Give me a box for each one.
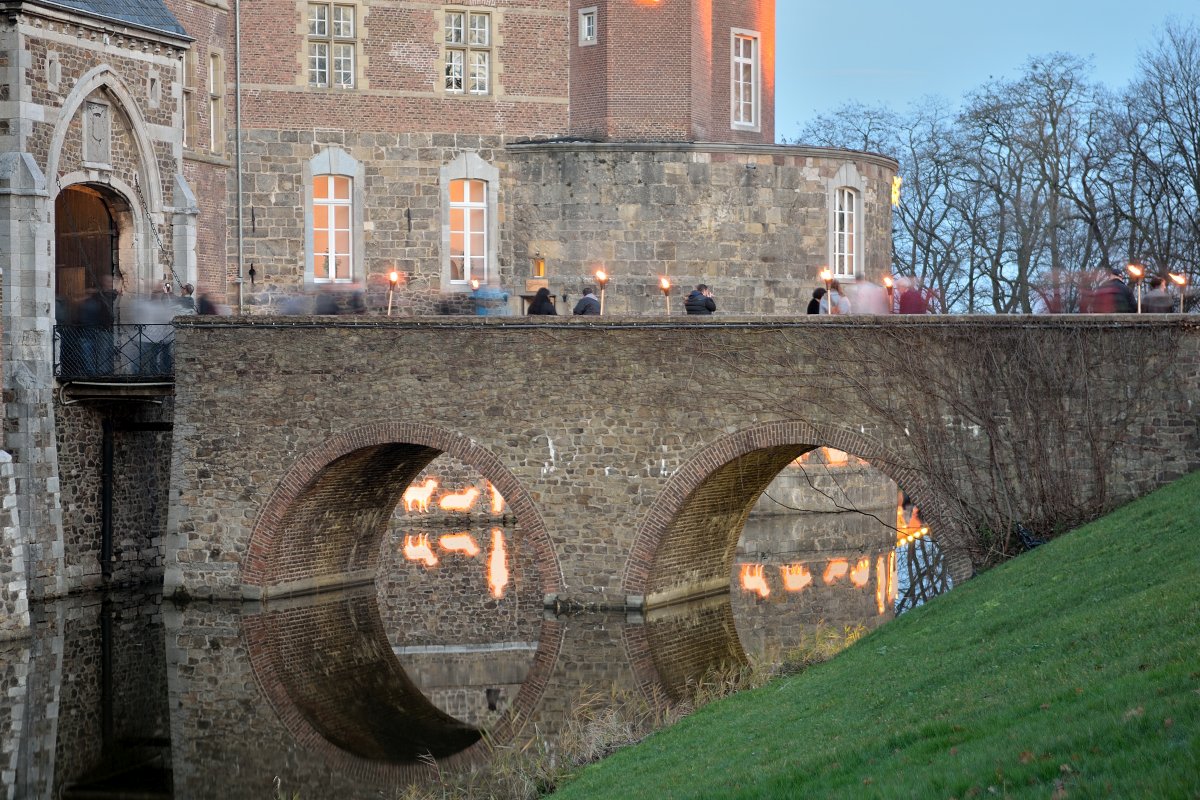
[0,0,897,624]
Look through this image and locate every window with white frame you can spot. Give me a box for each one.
[313,175,353,282]
[444,9,491,94]
[730,30,759,130]
[448,178,487,284]
[579,7,597,46]
[833,187,858,277]
[308,3,356,88]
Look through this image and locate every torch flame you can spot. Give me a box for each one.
[487,481,505,515]
[402,533,438,567]
[1167,272,1186,287]
[780,563,813,593]
[487,527,509,598]
[660,276,670,292]
[439,532,480,557]
[822,559,849,585]
[739,564,770,598]
[850,558,871,588]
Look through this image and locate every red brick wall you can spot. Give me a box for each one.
[568,0,774,143]
[234,2,569,136]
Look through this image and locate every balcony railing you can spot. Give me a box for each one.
[54,325,176,382]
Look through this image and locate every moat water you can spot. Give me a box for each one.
[2,513,928,799]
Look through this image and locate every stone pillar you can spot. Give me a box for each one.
[171,173,199,287]
[0,152,66,601]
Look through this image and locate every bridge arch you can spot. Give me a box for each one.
[624,420,960,609]
[243,421,561,598]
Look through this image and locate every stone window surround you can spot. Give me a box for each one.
[730,27,760,133]
[578,6,598,46]
[303,148,365,289]
[208,48,226,154]
[296,0,368,90]
[440,6,497,96]
[826,163,867,279]
[439,153,498,292]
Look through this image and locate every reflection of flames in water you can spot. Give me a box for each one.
[739,564,770,598]
[440,532,480,557]
[780,564,813,592]
[402,533,438,566]
[488,528,509,598]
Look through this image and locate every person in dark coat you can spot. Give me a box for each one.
[1087,268,1136,313]
[807,287,827,314]
[572,287,601,315]
[1141,276,1174,313]
[527,287,557,315]
[684,284,716,315]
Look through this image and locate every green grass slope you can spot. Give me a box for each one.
[554,472,1200,799]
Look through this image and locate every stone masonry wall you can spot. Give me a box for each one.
[505,143,896,316]
[54,401,174,590]
[0,452,27,639]
[165,316,1200,608]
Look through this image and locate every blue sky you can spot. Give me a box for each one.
[774,1,1200,141]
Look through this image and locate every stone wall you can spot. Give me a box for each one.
[0,452,27,639]
[54,401,173,590]
[164,316,1200,609]
[505,143,896,316]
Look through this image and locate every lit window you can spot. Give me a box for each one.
[208,52,224,153]
[445,10,491,95]
[731,30,759,130]
[308,3,356,88]
[579,7,598,46]
[313,175,353,282]
[448,178,487,284]
[834,187,857,278]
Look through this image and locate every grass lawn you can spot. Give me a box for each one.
[552,472,1200,799]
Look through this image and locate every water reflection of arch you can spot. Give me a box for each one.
[245,587,565,781]
[624,420,956,610]
[242,421,562,598]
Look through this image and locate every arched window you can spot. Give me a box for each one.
[448,178,487,285]
[312,174,352,283]
[304,148,364,287]
[833,187,857,278]
[440,153,499,291]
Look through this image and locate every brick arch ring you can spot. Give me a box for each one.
[621,419,971,704]
[242,421,566,778]
[243,420,563,595]
[622,418,970,602]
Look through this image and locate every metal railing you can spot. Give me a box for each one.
[54,325,176,381]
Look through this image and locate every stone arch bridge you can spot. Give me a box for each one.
[164,316,1200,609]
